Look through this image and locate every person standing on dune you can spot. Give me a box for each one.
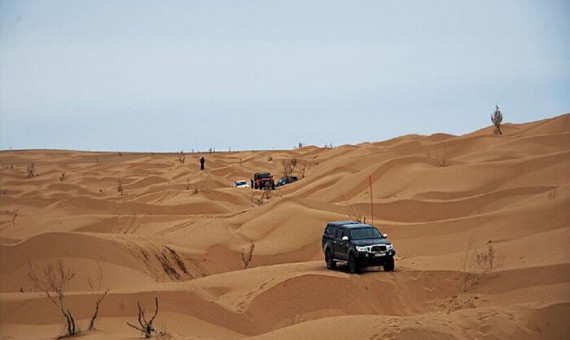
[200,156,205,170]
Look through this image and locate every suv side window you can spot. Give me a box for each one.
[335,228,344,239]
[324,226,333,235]
[342,229,350,239]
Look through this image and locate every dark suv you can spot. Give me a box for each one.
[322,221,395,273]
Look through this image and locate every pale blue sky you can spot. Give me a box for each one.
[1,0,568,151]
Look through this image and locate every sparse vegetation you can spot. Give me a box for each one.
[461,242,500,292]
[298,160,308,178]
[342,193,365,223]
[27,261,78,338]
[281,158,298,180]
[27,163,36,178]
[267,155,273,162]
[241,242,255,269]
[177,151,185,164]
[297,142,304,149]
[59,172,69,182]
[491,105,503,135]
[253,187,272,206]
[427,149,448,167]
[87,259,109,331]
[7,208,19,227]
[285,305,304,326]
[117,181,124,196]
[127,297,169,338]
[547,188,556,200]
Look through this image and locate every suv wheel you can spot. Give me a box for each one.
[325,250,336,270]
[383,256,395,272]
[348,253,359,273]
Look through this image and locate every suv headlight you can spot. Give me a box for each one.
[386,244,393,250]
[356,246,368,252]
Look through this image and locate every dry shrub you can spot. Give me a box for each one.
[241,243,255,269]
[27,260,109,337]
[253,187,272,206]
[282,158,298,180]
[491,105,503,135]
[127,297,169,338]
[9,208,19,227]
[27,163,36,178]
[117,181,124,196]
[177,151,185,164]
[59,172,69,182]
[461,242,500,291]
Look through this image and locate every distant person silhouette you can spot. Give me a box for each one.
[200,157,205,170]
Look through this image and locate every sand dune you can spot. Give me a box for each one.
[1,114,569,339]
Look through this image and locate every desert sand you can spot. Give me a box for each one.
[1,114,569,339]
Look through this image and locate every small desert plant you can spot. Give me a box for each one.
[427,149,448,167]
[117,181,124,196]
[27,261,78,337]
[547,188,556,200]
[461,242,500,291]
[297,142,304,149]
[253,187,272,206]
[59,172,69,182]
[298,160,308,178]
[87,260,109,331]
[241,242,255,269]
[177,151,185,164]
[27,163,36,178]
[342,193,365,223]
[10,208,19,227]
[267,155,273,162]
[285,305,304,326]
[282,158,298,180]
[491,105,503,135]
[127,297,166,338]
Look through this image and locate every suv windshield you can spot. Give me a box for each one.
[350,228,382,240]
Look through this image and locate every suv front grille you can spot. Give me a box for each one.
[371,245,387,252]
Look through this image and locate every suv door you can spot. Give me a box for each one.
[333,227,344,259]
[337,229,351,261]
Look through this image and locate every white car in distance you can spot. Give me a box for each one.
[234,180,250,188]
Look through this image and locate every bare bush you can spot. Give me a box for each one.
[117,181,124,196]
[10,208,19,227]
[241,243,255,269]
[282,158,298,180]
[491,105,503,135]
[87,260,109,331]
[298,160,309,178]
[27,261,78,337]
[461,243,500,291]
[27,163,36,178]
[267,155,273,162]
[127,297,168,338]
[285,305,303,326]
[59,172,69,182]
[177,151,185,164]
[253,187,272,206]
